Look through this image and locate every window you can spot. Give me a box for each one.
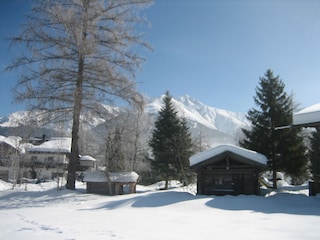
[46,157,54,168]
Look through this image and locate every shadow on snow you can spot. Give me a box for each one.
[91,188,320,216]
[0,185,87,209]
[2,184,320,217]
[205,193,320,216]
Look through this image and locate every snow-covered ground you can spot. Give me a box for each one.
[0,180,319,240]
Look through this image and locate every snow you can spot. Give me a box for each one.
[0,135,22,149]
[190,144,267,167]
[145,95,249,136]
[26,137,71,153]
[83,171,139,183]
[0,179,319,240]
[293,103,320,126]
[79,155,96,161]
[0,111,31,127]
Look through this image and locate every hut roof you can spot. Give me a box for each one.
[190,144,267,170]
[79,155,96,161]
[83,171,139,183]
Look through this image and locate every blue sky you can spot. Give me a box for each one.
[1,0,320,116]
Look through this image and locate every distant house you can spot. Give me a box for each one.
[0,136,22,181]
[0,135,97,182]
[190,144,267,196]
[83,171,139,195]
[24,137,71,180]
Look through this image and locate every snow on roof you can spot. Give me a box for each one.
[189,144,267,167]
[79,155,96,161]
[293,103,320,126]
[0,135,23,151]
[0,135,21,148]
[26,137,71,153]
[83,171,139,183]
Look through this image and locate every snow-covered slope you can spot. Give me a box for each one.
[0,180,319,240]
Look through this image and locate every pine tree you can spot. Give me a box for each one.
[310,128,320,182]
[149,92,193,189]
[239,69,308,188]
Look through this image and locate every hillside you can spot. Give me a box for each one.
[0,95,250,146]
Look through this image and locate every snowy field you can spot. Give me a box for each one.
[1,180,320,240]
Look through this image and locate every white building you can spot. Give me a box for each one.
[24,137,71,180]
[0,135,97,182]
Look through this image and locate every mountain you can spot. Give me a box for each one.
[145,95,250,146]
[0,95,250,147]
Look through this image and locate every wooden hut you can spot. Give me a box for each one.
[190,144,267,196]
[83,171,139,195]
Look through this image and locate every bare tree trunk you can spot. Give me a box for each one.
[66,1,88,190]
[66,53,84,190]
[272,167,277,189]
[272,153,277,189]
[164,171,169,190]
[106,171,113,195]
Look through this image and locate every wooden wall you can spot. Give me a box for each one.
[195,157,261,195]
[86,182,137,195]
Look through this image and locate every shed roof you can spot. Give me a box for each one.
[189,144,267,170]
[83,171,139,183]
[79,155,96,161]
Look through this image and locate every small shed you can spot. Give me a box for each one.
[83,171,139,195]
[190,144,267,196]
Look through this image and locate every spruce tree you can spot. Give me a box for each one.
[149,92,193,189]
[240,69,308,188]
[310,128,320,182]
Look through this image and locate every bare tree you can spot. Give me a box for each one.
[6,0,152,189]
[120,106,152,172]
[103,105,151,172]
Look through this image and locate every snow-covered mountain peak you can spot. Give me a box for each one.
[0,111,33,128]
[145,95,249,138]
[178,95,204,109]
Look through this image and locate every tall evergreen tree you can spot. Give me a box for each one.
[239,69,308,188]
[149,92,193,189]
[310,128,320,182]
